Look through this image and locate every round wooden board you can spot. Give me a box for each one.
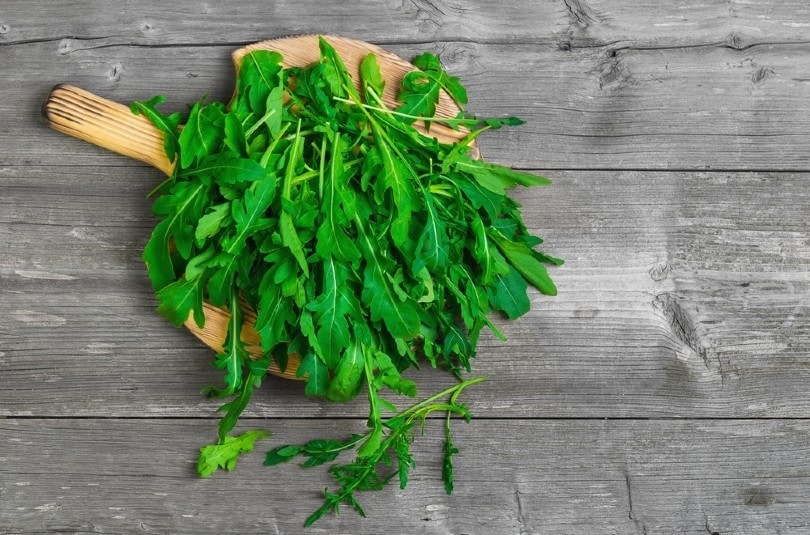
[45,35,470,381]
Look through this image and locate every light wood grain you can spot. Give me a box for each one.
[1,418,808,534]
[4,0,810,47]
[2,169,806,418]
[7,40,810,170]
[2,1,810,533]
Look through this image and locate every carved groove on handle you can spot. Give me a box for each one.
[43,84,174,176]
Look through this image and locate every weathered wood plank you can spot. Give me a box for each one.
[3,0,810,47]
[2,418,808,534]
[3,1,810,534]
[6,39,810,170]
[3,168,807,418]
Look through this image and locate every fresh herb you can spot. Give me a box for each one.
[197,429,270,478]
[265,377,483,526]
[133,36,561,525]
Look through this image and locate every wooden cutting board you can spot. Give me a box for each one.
[43,35,468,380]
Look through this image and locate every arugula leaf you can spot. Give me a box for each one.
[181,153,268,184]
[296,351,330,397]
[306,257,359,371]
[198,429,270,478]
[156,275,205,328]
[356,216,421,340]
[203,288,248,398]
[441,430,459,495]
[360,53,385,102]
[195,203,230,242]
[314,133,360,263]
[487,266,531,319]
[130,95,182,163]
[143,182,209,290]
[178,100,225,169]
[414,192,450,274]
[492,234,558,296]
[396,52,467,125]
[237,50,283,116]
[455,154,552,195]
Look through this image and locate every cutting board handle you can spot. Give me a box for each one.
[42,84,174,176]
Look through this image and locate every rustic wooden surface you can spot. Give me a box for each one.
[1,1,808,534]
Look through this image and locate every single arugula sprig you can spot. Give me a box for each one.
[264,376,484,526]
[134,36,561,525]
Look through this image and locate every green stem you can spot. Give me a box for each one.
[244,108,277,139]
[390,376,486,425]
[334,96,496,130]
[259,122,291,168]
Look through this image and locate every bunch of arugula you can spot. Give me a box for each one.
[133,36,561,525]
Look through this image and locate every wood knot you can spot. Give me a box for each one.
[595,49,628,90]
[652,293,707,363]
[57,39,72,55]
[108,63,123,82]
[563,0,602,29]
[751,66,775,84]
[648,260,672,281]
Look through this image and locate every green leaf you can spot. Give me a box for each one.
[411,52,468,108]
[455,155,551,195]
[254,277,293,353]
[198,429,270,478]
[441,432,459,495]
[155,275,205,327]
[130,95,182,163]
[238,50,284,116]
[373,350,417,397]
[215,365,267,441]
[203,290,247,398]
[280,124,310,277]
[178,100,225,169]
[182,153,268,184]
[306,257,358,370]
[493,236,558,296]
[223,112,247,156]
[224,178,278,254]
[263,444,303,467]
[360,53,385,101]
[370,130,417,249]
[356,218,421,340]
[487,266,531,319]
[317,36,358,101]
[315,134,360,263]
[396,72,441,122]
[410,52,442,73]
[143,182,209,291]
[454,176,505,222]
[414,193,450,274]
[357,424,383,458]
[195,202,230,242]
[300,437,359,467]
[469,215,508,284]
[265,85,284,137]
[185,246,216,281]
[296,351,330,397]
[394,433,415,489]
[326,340,364,402]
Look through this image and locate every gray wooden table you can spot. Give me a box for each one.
[2,2,809,534]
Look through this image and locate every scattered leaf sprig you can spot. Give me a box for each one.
[265,376,484,526]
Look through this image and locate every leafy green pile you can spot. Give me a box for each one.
[133,36,560,525]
